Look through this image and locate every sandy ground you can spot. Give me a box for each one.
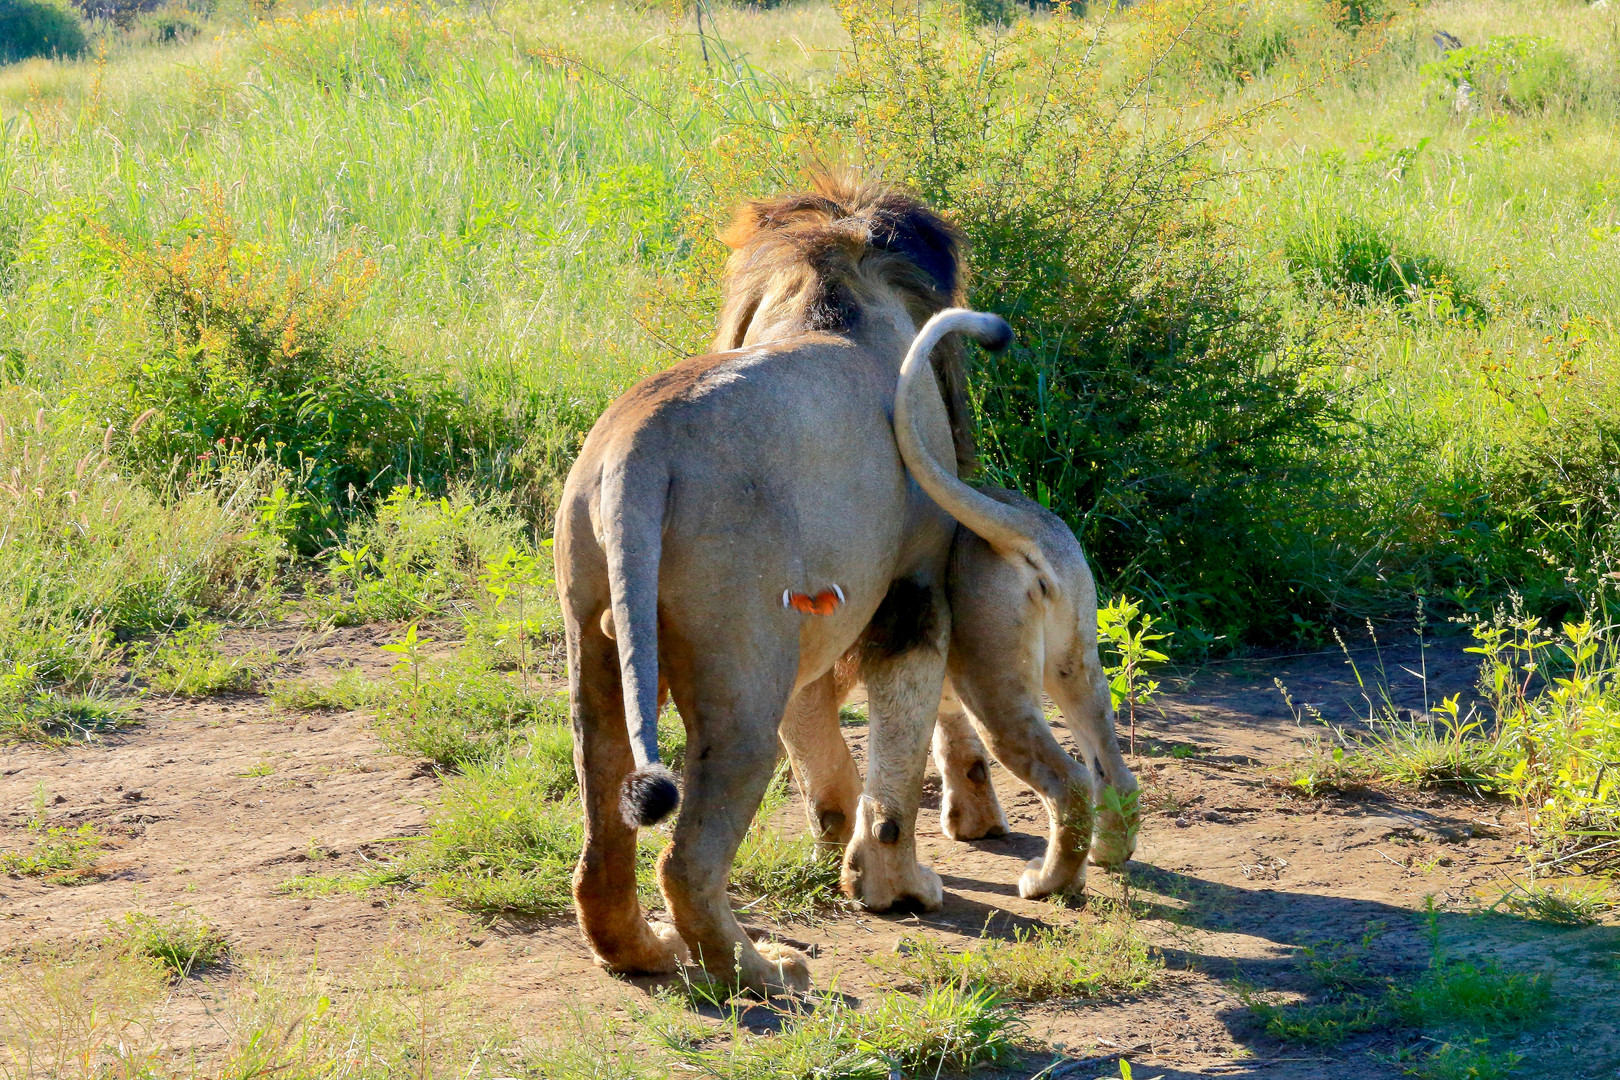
[3,626,1617,1079]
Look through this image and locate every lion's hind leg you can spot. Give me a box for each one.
[932,680,1008,841]
[659,644,810,998]
[571,613,689,975]
[779,667,861,852]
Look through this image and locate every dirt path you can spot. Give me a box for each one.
[3,629,1617,1078]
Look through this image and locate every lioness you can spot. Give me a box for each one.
[781,310,1139,901]
[555,178,1024,995]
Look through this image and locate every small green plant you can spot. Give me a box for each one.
[0,791,103,883]
[1098,597,1169,757]
[109,910,228,978]
[379,620,432,697]
[0,0,88,65]
[130,622,266,696]
[873,916,1160,1003]
[474,544,554,688]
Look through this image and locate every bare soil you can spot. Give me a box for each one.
[3,626,1617,1079]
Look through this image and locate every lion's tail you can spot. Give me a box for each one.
[894,308,1056,585]
[601,456,679,830]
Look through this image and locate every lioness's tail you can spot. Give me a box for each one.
[894,308,1056,584]
[601,458,679,830]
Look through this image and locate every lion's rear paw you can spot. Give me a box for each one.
[593,919,688,975]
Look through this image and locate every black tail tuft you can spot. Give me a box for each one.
[621,765,680,828]
[971,315,1013,353]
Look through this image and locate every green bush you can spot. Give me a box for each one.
[1422,36,1583,113]
[0,0,89,65]
[89,203,512,553]
[658,0,1356,645]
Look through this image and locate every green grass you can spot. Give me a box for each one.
[268,666,373,712]
[1247,902,1555,1072]
[109,910,229,978]
[871,916,1160,1004]
[1496,880,1614,928]
[129,621,268,696]
[371,649,564,767]
[647,985,1022,1079]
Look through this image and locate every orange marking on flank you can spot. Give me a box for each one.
[783,585,845,616]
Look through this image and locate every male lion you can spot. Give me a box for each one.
[780,309,1140,902]
[555,177,1023,995]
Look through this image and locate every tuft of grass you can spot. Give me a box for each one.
[873,915,1160,1003]
[651,985,1021,1078]
[728,763,847,922]
[0,945,169,1078]
[130,622,268,697]
[1496,880,1613,928]
[108,910,228,978]
[371,653,561,768]
[1392,954,1554,1033]
[1382,1040,1523,1080]
[728,828,845,924]
[1249,993,1390,1046]
[268,667,373,712]
[0,676,132,745]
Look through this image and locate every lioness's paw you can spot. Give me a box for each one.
[941,789,1009,841]
[1018,856,1085,901]
[846,851,944,913]
[755,942,813,996]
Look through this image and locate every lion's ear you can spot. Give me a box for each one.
[877,205,964,301]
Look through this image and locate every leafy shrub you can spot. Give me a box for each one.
[0,0,88,65]
[652,0,1354,645]
[89,200,507,552]
[1422,36,1583,113]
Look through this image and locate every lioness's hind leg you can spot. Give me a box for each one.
[570,616,688,975]
[1050,665,1138,869]
[932,681,1008,841]
[954,676,1092,900]
[779,670,860,851]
